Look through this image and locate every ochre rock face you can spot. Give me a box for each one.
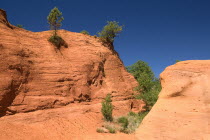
[135,60,210,140]
[0,10,139,116]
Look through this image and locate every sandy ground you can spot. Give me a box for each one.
[0,102,137,140]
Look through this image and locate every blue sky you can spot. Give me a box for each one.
[2,0,210,77]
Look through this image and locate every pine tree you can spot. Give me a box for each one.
[47,7,64,36]
[98,21,123,45]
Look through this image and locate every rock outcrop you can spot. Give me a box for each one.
[135,60,210,140]
[0,9,13,29]
[0,9,140,117]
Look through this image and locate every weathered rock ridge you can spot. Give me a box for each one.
[135,60,210,140]
[0,9,139,117]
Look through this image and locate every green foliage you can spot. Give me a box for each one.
[105,125,116,133]
[137,111,149,121]
[16,24,24,28]
[98,21,123,44]
[117,116,129,130]
[139,79,161,108]
[128,111,137,116]
[127,60,155,92]
[48,35,67,49]
[117,112,149,134]
[80,30,89,35]
[127,60,161,111]
[101,94,113,122]
[176,60,181,63]
[137,79,161,111]
[98,111,148,134]
[47,7,64,36]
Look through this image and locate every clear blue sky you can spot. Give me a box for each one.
[2,0,210,77]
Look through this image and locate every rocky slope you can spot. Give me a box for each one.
[0,9,142,117]
[0,9,144,140]
[135,60,210,140]
[2,9,209,140]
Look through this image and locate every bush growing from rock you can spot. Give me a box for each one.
[48,35,67,49]
[80,30,89,35]
[47,7,66,49]
[98,21,123,46]
[16,24,23,28]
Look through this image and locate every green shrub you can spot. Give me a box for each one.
[128,111,137,116]
[104,124,116,133]
[98,21,123,45]
[125,115,141,133]
[80,30,89,35]
[107,127,116,133]
[98,111,148,134]
[101,94,113,122]
[117,116,128,130]
[96,128,105,133]
[137,111,148,122]
[48,35,67,49]
[117,112,149,134]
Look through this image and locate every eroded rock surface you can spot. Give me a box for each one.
[0,9,144,140]
[0,9,139,116]
[135,60,210,140]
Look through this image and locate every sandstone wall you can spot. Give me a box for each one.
[0,9,139,116]
[135,60,210,139]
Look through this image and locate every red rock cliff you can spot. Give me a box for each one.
[0,9,139,116]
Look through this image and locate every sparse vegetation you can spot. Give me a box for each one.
[48,35,67,49]
[104,124,116,133]
[97,61,160,134]
[97,111,148,134]
[98,21,123,47]
[117,112,148,134]
[80,30,89,35]
[96,127,106,133]
[117,116,128,131]
[16,24,24,28]
[47,7,66,49]
[176,60,181,63]
[101,94,113,122]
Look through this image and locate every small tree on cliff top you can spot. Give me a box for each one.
[47,7,64,36]
[47,7,67,49]
[98,21,123,46]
